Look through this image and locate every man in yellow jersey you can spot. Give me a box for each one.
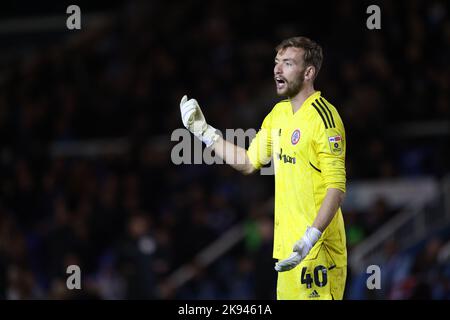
[179,36,347,300]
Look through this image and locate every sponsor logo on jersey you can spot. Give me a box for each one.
[276,148,296,164]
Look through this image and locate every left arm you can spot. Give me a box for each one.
[312,188,345,232]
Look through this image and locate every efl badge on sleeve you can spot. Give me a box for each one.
[291,129,301,145]
[328,134,343,155]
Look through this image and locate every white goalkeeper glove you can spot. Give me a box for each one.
[275,226,322,272]
[180,95,219,147]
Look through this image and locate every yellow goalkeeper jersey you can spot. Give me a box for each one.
[247,91,347,267]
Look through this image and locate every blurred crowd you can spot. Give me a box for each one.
[0,0,449,299]
[345,198,450,299]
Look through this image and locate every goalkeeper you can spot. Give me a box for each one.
[179,36,347,300]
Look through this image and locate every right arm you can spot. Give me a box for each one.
[180,95,271,175]
[211,136,256,175]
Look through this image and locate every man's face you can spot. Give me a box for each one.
[274,47,306,97]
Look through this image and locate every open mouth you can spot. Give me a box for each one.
[275,76,286,90]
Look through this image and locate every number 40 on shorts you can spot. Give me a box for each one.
[301,265,328,288]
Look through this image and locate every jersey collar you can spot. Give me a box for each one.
[288,91,321,116]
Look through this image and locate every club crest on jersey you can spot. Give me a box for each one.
[328,134,343,155]
[291,129,301,145]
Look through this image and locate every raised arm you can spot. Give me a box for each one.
[210,136,256,175]
[180,95,256,175]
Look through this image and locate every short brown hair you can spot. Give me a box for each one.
[276,36,323,77]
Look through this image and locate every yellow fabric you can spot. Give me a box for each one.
[276,243,347,300]
[247,91,347,268]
